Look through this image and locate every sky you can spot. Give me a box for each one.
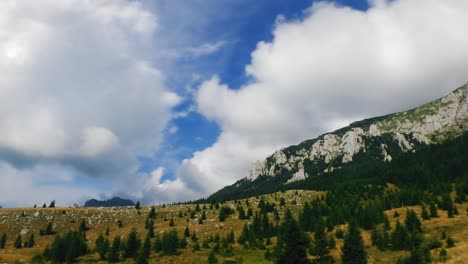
[1,0,467,207]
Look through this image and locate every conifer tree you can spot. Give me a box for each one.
[312,220,330,260]
[208,250,218,264]
[184,226,190,237]
[341,221,367,264]
[161,229,179,255]
[391,220,409,250]
[14,235,22,248]
[274,209,310,264]
[96,234,110,260]
[404,210,422,234]
[238,206,246,220]
[148,206,156,219]
[153,235,163,253]
[429,202,438,217]
[107,235,121,263]
[79,219,88,232]
[26,233,35,248]
[135,201,141,210]
[147,219,155,238]
[124,228,141,258]
[1,233,7,249]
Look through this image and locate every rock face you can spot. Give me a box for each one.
[244,84,467,182]
[84,197,135,207]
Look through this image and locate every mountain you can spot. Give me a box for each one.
[209,83,468,201]
[84,197,135,207]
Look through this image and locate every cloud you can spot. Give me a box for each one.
[157,0,468,201]
[0,0,178,206]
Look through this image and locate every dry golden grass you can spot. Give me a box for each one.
[0,190,466,263]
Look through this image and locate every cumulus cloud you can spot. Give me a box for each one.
[163,0,468,200]
[0,0,179,206]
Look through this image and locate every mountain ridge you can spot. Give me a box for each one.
[84,197,135,207]
[209,83,467,201]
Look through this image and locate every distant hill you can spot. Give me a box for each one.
[84,197,135,207]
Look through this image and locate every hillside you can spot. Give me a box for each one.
[0,191,467,263]
[209,84,467,202]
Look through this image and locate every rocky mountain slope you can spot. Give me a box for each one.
[209,83,467,201]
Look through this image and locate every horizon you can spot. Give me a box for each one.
[1,0,468,208]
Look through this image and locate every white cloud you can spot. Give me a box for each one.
[0,0,178,206]
[160,0,468,200]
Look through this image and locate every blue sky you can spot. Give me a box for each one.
[146,0,370,181]
[1,0,467,206]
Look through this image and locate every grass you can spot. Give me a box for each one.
[0,190,467,263]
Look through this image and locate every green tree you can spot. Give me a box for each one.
[391,220,409,250]
[79,219,88,232]
[162,229,179,255]
[107,235,121,263]
[429,202,438,217]
[1,233,7,249]
[405,210,422,233]
[26,233,35,248]
[312,220,330,260]
[184,226,190,237]
[341,221,367,264]
[43,230,88,263]
[95,234,110,260]
[274,209,310,264]
[135,201,141,210]
[49,200,55,208]
[146,219,154,238]
[14,235,22,248]
[208,250,218,264]
[148,206,156,219]
[124,228,141,258]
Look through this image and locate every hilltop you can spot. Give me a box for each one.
[84,197,136,208]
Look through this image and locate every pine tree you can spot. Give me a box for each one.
[184,226,190,237]
[161,229,179,255]
[0,233,7,249]
[421,206,430,220]
[124,228,141,258]
[107,236,121,263]
[274,209,310,264]
[391,220,409,250]
[429,202,438,217]
[14,235,22,248]
[96,234,110,260]
[153,235,163,253]
[208,250,218,264]
[169,218,175,227]
[49,200,55,208]
[135,201,141,210]
[147,219,155,238]
[341,221,367,264]
[148,206,156,219]
[312,220,330,260]
[238,206,246,220]
[26,233,35,248]
[405,210,422,233]
[79,219,88,232]
[383,215,391,230]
